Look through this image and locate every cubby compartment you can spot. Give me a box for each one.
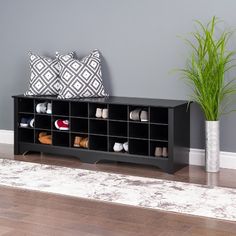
[52,101,69,116]
[35,115,51,130]
[129,123,148,139]
[150,124,168,141]
[129,105,149,122]
[71,133,89,148]
[71,118,88,133]
[18,114,34,128]
[89,120,107,135]
[35,130,52,145]
[18,98,34,113]
[129,139,149,156]
[71,102,88,117]
[150,107,168,124]
[53,131,69,147]
[150,141,168,158]
[53,116,70,131]
[109,104,127,121]
[89,103,108,118]
[19,128,34,143]
[109,137,128,153]
[109,121,127,137]
[89,135,107,151]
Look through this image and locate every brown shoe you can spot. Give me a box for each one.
[74,136,83,147]
[80,137,89,149]
[39,132,47,139]
[38,132,52,145]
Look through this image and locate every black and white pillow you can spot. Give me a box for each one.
[25,52,73,96]
[57,50,108,99]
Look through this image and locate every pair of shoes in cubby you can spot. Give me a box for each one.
[73,136,88,148]
[130,109,148,122]
[95,108,108,119]
[38,132,52,145]
[36,102,52,114]
[155,147,168,158]
[54,119,69,131]
[20,117,34,128]
[113,142,128,152]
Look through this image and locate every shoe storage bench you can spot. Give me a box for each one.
[13,95,190,174]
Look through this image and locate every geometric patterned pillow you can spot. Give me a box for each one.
[57,49,108,99]
[24,52,73,96]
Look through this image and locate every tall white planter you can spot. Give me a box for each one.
[205,121,220,173]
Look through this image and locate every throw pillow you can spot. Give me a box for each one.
[24,52,73,96]
[57,49,108,99]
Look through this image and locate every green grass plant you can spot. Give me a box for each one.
[180,16,236,120]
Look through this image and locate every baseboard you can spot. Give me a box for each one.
[190,148,236,170]
[189,148,205,166]
[0,130,236,169]
[0,130,14,144]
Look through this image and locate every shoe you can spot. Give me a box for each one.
[38,132,52,145]
[154,147,162,157]
[113,143,123,152]
[54,119,69,130]
[39,132,47,138]
[20,117,28,127]
[95,108,102,118]
[130,109,141,121]
[102,108,108,119]
[162,147,168,157]
[140,110,148,122]
[80,137,89,148]
[46,103,52,114]
[20,117,34,128]
[74,136,82,147]
[29,118,34,128]
[36,102,47,113]
[73,136,88,148]
[39,135,52,145]
[123,142,128,152]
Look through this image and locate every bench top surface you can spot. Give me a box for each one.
[13,95,189,108]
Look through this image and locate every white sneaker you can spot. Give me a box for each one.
[130,109,141,121]
[95,108,102,118]
[123,142,128,152]
[140,110,148,122]
[46,103,52,114]
[102,109,108,119]
[36,103,41,113]
[29,118,34,128]
[155,147,162,157]
[162,147,168,157]
[36,102,47,113]
[113,143,123,152]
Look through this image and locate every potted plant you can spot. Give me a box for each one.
[180,17,236,172]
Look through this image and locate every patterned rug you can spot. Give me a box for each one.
[0,159,235,221]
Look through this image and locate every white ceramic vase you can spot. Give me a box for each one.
[205,121,220,173]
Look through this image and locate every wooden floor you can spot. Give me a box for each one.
[0,144,236,235]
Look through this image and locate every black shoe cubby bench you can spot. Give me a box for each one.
[13,95,190,174]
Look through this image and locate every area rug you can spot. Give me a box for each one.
[0,159,235,221]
